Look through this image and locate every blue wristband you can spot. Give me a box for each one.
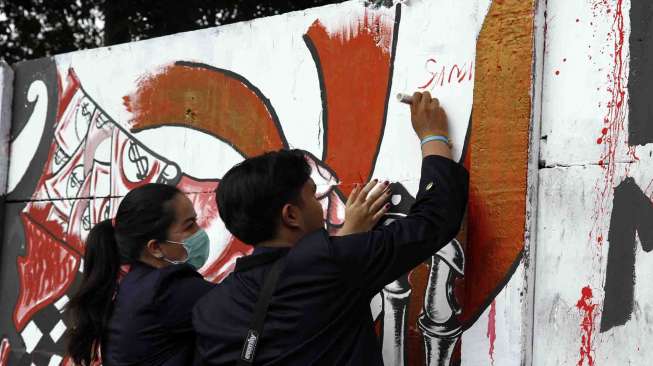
[420,135,450,147]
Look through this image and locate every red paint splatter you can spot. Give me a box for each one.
[590,0,637,247]
[487,300,497,364]
[576,286,598,366]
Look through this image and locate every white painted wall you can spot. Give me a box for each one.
[535,0,653,364]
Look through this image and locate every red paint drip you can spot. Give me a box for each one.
[487,300,497,365]
[576,286,598,366]
[590,0,637,248]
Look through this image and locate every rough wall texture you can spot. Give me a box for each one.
[0,1,538,365]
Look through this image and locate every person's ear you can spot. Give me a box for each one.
[145,239,164,258]
[281,203,302,230]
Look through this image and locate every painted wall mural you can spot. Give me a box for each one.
[0,1,536,365]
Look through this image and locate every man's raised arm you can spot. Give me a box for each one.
[328,91,469,296]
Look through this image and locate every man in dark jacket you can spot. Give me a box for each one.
[193,91,469,365]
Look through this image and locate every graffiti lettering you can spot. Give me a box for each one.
[418,58,474,90]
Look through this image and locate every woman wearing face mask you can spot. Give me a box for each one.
[65,183,213,366]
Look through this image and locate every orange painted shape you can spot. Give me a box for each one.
[124,63,286,158]
[461,0,535,325]
[306,13,394,196]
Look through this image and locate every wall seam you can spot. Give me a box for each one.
[523,0,549,365]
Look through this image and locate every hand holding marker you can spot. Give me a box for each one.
[397,92,452,150]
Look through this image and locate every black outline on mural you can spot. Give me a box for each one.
[371,3,402,183]
[302,4,402,208]
[7,58,60,202]
[459,113,473,165]
[129,61,290,158]
[301,34,329,164]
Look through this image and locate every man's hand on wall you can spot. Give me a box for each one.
[334,180,391,236]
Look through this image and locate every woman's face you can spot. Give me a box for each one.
[157,193,199,262]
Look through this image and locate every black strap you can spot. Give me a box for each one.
[237,255,286,365]
[235,250,288,272]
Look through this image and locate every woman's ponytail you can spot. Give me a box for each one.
[65,183,181,364]
[66,219,120,365]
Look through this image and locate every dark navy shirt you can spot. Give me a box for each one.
[103,262,214,366]
[193,156,469,365]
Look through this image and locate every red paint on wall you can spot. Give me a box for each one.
[56,69,81,122]
[202,237,252,283]
[0,339,9,366]
[305,13,394,196]
[419,58,474,90]
[176,175,220,228]
[591,0,637,247]
[487,299,497,364]
[124,63,286,157]
[14,213,80,330]
[576,286,598,366]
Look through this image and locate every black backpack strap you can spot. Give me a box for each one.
[237,257,286,365]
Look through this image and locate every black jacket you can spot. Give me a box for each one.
[193,155,469,365]
[102,262,214,365]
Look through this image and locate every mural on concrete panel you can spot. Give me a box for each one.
[0,1,534,365]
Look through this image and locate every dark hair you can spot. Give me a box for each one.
[217,149,311,245]
[66,183,180,365]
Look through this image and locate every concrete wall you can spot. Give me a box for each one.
[0,0,539,365]
[534,0,653,364]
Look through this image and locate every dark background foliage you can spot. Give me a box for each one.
[0,0,348,64]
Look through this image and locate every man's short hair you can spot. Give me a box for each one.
[217,149,312,245]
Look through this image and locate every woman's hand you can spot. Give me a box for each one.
[335,180,391,236]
